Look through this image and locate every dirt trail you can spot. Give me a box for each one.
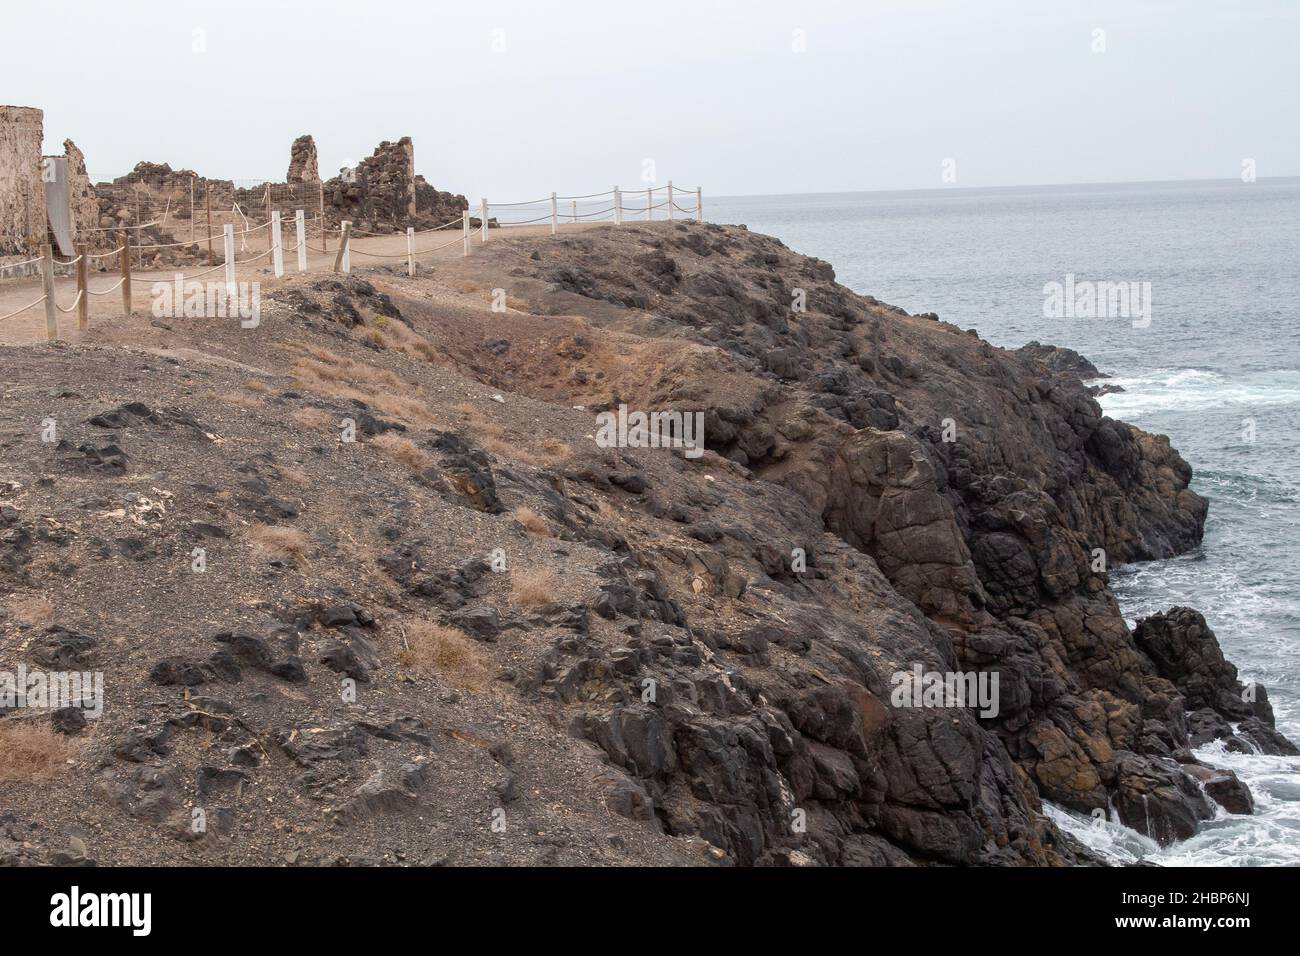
[0,223,589,346]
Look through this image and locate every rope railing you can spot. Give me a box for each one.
[129,261,229,284]
[0,295,48,323]
[54,289,84,314]
[86,278,126,296]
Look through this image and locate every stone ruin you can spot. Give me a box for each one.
[322,136,468,233]
[1,103,469,268]
[0,105,101,262]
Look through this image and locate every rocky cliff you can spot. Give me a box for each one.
[0,221,1288,866]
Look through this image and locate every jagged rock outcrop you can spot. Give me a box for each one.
[61,139,99,242]
[1135,607,1298,756]
[455,221,1284,849]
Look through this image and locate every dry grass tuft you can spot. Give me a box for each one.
[456,403,505,441]
[276,465,310,486]
[364,314,440,362]
[0,721,75,783]
[371,432,433,473]
[481,436,541,466]
[246,379,272,394]
[283,342,438,426]
[398,621,489,690]
[248,524,309,564]
[514,506,551,536]
[290,407,339,431]
[539,438,571,462]
[511,568,558,607]
[449,279,482,294]
[217,391,261,410]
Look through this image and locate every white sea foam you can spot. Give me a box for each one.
[1094,368,1300,417]
[1046,739,1300,867]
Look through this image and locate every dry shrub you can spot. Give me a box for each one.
[398,621,488,690]
[512,568,558,607]
[514,506,551,536]
[540,438,571,461]
[248,524,309,564]
[449,279,482,294]
[276,465,310,486]
[364,314,440,362]
[505,295,530,312]
[217,391,261,410]
[246,379,272,394]
[0,721,75,783]
[371,432,432,472]
[290,407,338,431]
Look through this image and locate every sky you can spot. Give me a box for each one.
[3,0,1297,200]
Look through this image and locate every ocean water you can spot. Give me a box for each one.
[708,179,1300,866]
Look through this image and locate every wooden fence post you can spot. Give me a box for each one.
[333,221,351,273]
[40,244,57,343]
[571,200,577,223]
[295,210,307,272]
[271,211,284,278]
[205,184,214,265]
[696,187,703,221]
[75,244,88,332]
[406,226,415,276]
[119,231,132,318]
[480,199,488,242]
[614,187,622,225]
[462,210,470,257]
[319,181,328,251]
[223,224,236,294]
[668,181,674,221]
[551,192,558,236]
[647,186,654,220]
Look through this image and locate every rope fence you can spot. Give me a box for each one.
[1,180,703,341]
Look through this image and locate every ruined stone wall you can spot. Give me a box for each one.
[0,105,45,255]
[324,136,465,232]
[62,139,99,241]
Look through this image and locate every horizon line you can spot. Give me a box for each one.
[711,173,1300,202]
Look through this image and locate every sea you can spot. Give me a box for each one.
[707,179,1300,866]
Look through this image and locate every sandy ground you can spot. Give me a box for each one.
[0,222,598,346]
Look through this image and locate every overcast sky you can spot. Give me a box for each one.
[4,0,1297,200]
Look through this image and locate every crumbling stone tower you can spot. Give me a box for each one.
[287,134,319,183]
